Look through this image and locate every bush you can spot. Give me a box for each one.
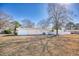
[4,29,12,34]
[51,29,54,32]
[14,32,17,35]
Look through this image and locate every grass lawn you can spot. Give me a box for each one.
[0,34,79,56]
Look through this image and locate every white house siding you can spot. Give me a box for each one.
[16,27,71,35]
[16,28,48,35]
[53,30,71,35]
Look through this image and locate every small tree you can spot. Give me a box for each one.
[12,21,21,35]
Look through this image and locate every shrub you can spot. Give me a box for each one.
[51,29,54,32]
[4,29,12,34]
[14,32,17,35]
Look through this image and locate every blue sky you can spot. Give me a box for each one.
[0,3,79,24]
[70,4,79,23]
[0,3,48,24]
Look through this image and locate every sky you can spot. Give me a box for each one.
[0,3,48,24]
[70,3,79,23]
[0,3,79,24]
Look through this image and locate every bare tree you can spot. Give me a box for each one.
[0,12,13,30]
[48,3,73,36]
[0,12,21,35]
[74,23,79,30]
[37,19,50,29]
[22,19,35,28]
[65,22,75,30]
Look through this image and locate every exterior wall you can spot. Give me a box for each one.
[16,28,48,35]
[16,27,71,35]
[53,30,71,35]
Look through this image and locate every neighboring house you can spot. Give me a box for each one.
[0,29,3,34]
[67,30,79,34]
[53,30,71,35]
[16,27,71,35]
[16,27,49,35]
[0,27,73,35]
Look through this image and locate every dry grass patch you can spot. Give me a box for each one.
[63,34,79,39]
[0,35,79,56]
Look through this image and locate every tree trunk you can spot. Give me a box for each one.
[56,27,59,36]
[14,25,17,35]
[56,21,59,36]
